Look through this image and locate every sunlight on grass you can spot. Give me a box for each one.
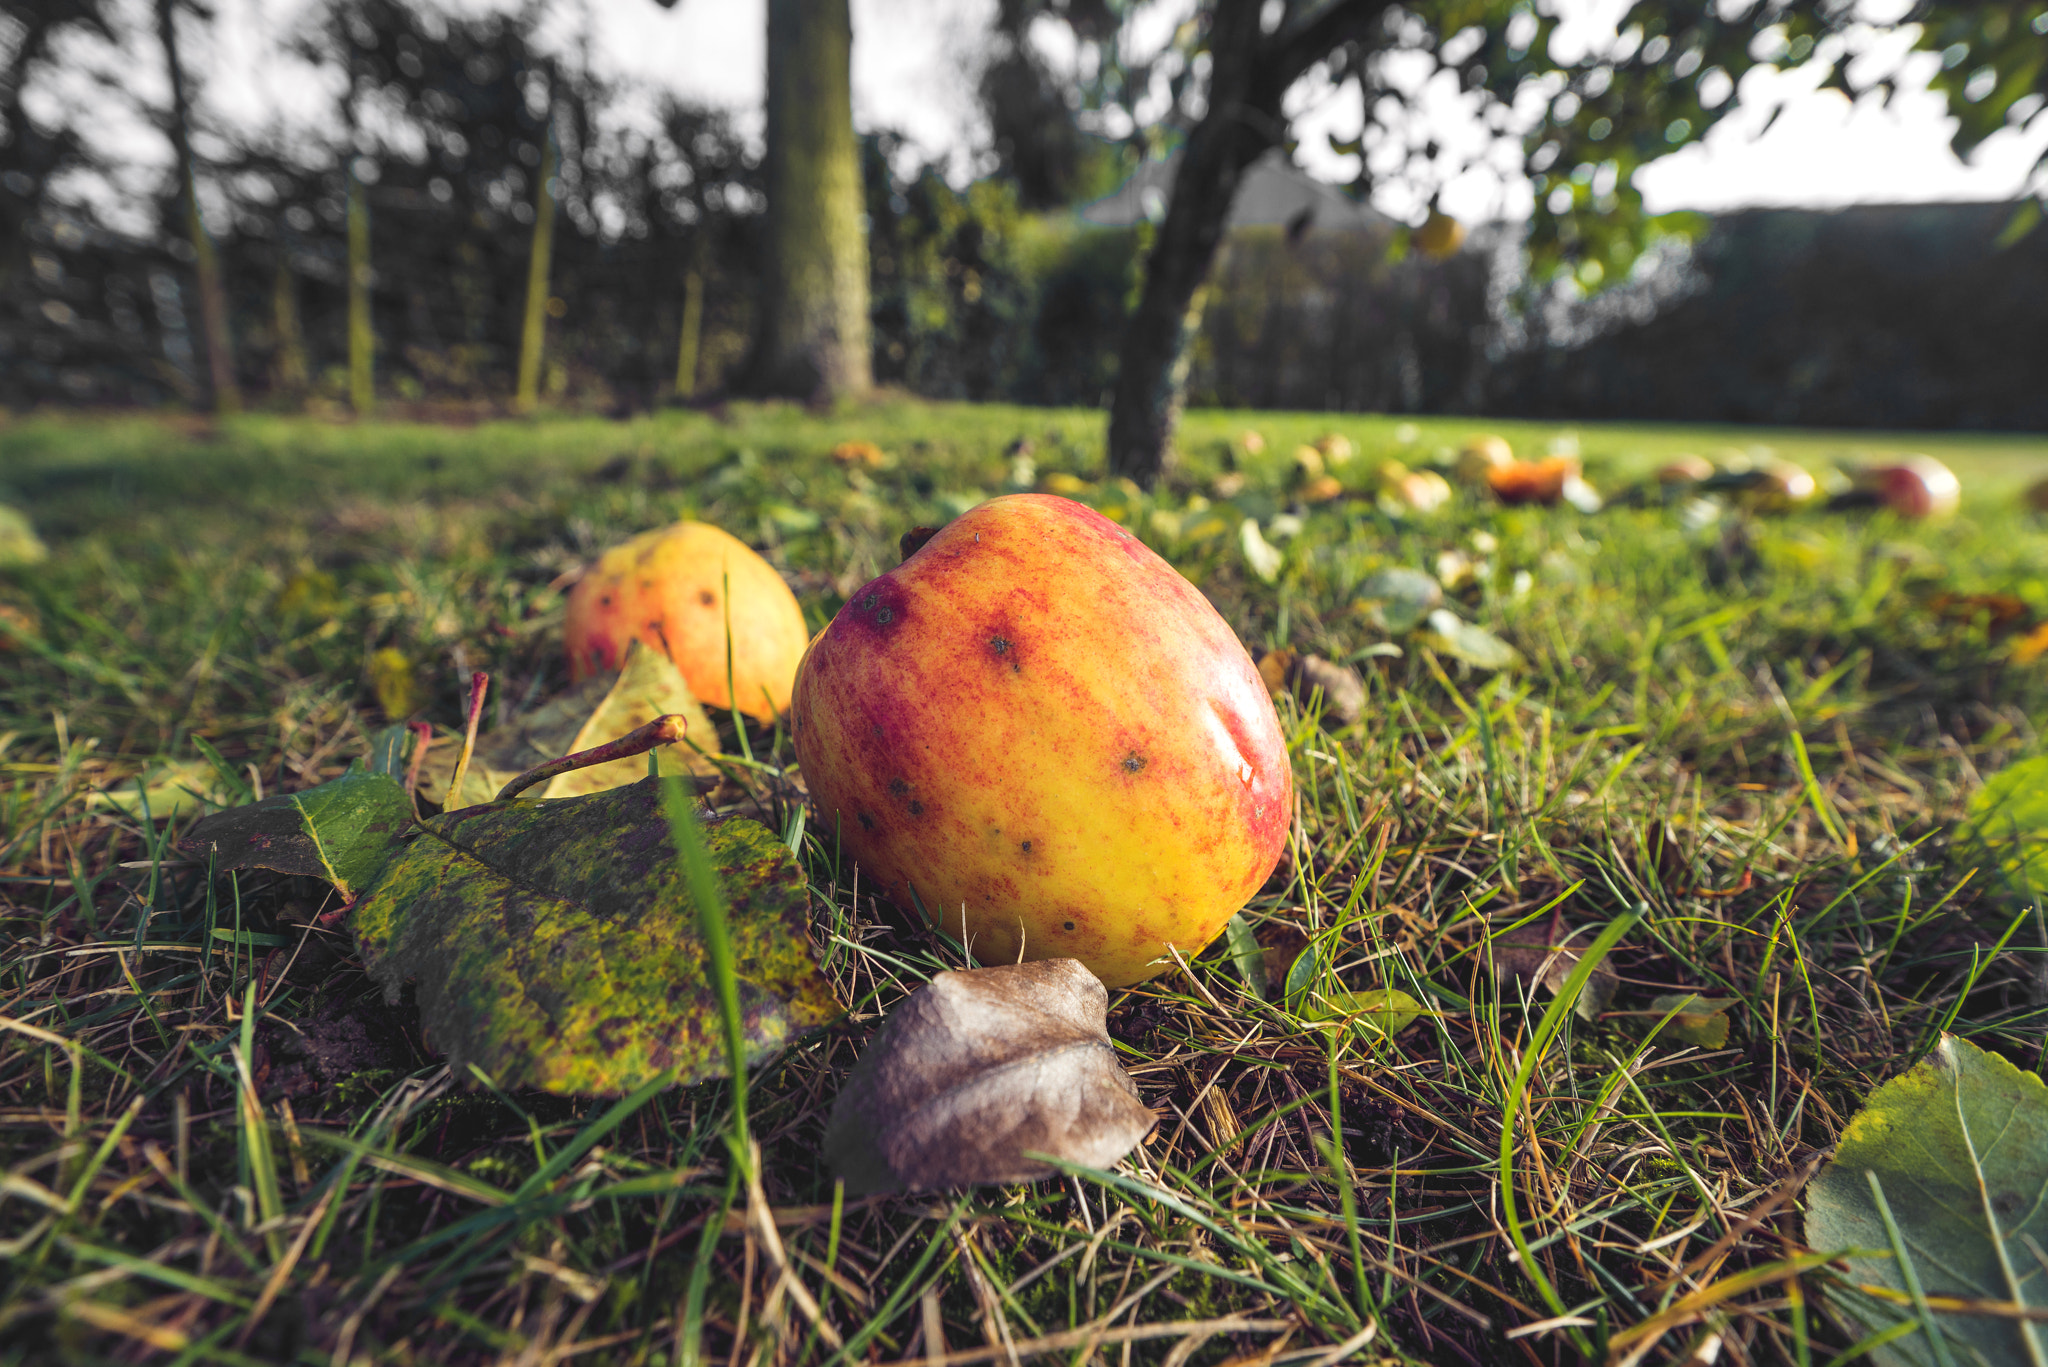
[1,401,2045,1363]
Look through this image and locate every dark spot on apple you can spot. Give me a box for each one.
[909,800,924,815]
[1063,920,1075,931]
[876,608,893,625]
[990,636,1010,655]
[1122,753,1147,773]
[698,590,716,607]
[888,777,911,796]
[862,593,878,611]
[857,812,875,831]
[599,594,612,606]
[1019,839,1031,853]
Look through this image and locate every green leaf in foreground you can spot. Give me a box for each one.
[1805,1034,2048,1367]
[349,778,839,1094]
[1957,753,2048,901]
[180,765,414,899]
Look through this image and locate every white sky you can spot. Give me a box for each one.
[30,0,2048,233]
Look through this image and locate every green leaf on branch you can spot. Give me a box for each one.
[1805,1034,2048,1367]
[349,778,839,1095]
[180,764,415,898]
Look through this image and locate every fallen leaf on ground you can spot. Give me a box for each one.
[1240,519,1285,584]
[1355,567,1442,634]
[1805,1034,2048,1367]
[1287,655,1365,727]
[420,640,720,807]
[0,504,49,569]
[1426,609,1519,670]
[823,959,1155,1194]
[1645,993,1738,1048]
[1301,988,1422,1041]
[1491,915,1619,1023]
[1223,913,1266,998]
[368,647,425,719]
[87,760,227,821]
[181,764,415,898]
[351,778,838,1094]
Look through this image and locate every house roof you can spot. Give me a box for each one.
[1078,147,1392,233]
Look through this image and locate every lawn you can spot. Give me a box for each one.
[2,399,2047,1366]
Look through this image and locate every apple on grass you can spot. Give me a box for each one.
[563,520,810,722]
[792,494,1291,987]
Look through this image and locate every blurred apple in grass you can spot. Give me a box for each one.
[564,521,809,722]
[791,494,1291,986]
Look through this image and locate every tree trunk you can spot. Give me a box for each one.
[154,0,240,415]
[1107,0,1381,486]
[346,163,373,413]
[751,0,870,400]
[674,229,706,400]
[271,255,308,395]
[515,121,558,412]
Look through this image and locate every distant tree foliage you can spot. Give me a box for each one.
[0,0,2042,430]
[997,0,2048,484]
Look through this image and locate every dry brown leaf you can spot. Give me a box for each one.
[823,959,1156,1194]
[1491,912,1619,1023]
[1289,655,1365,728]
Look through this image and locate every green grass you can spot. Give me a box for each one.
[2,398,2046,1366]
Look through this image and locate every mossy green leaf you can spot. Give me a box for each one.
[348,778,839,1095]
[180,765,415,899]
[1805,1034,2048,1367]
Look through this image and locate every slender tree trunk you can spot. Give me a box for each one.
[1106,0,1384,485]
[515,123,558,412]
[346,163,373,413]
[752,0,870,399]
[674,229,705,400]
[271,255,308,395]
[154,0,239,415]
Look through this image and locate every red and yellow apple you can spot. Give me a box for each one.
[1857,455,1960,519]
[564,521,809,721]
[791,494,1292,986]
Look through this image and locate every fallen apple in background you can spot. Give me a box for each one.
[1734,461,1819,513]
[1856,455,1961,519]
[563,520,810,722]
[1657,454,1715,488]
[1486,455,1580,506]
[791,494,1291,987]
[1456,434,1515,483]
